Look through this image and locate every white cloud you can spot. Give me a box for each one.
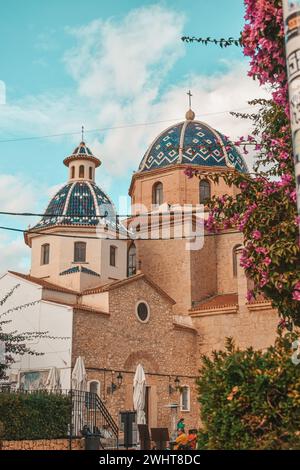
[0,233,30,276]
[0,174,38,212]
[0,6,269,177]
[64,6,185,100]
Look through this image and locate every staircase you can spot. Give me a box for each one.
[71,390,119,449]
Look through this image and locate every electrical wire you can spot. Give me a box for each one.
[0,106,255,144]
[0,224,241,240]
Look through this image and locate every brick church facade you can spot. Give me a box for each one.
[0,107,279,432]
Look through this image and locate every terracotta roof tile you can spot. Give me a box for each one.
[42,298,109,315]
[8,271,79,295]
[190,293,238,311]
[83,272,176,304]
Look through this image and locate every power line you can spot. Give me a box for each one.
[0,210,211,218]
[0,224,241,240]
[0,106,255,144]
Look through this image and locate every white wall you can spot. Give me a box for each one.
[0,273,73,389]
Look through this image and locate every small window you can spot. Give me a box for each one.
[88,380,100,395]
[74,242,86,262]
[180,386,190,412]
[199,180,211,204]
[152,182,163,206]
[127,243,136,277]
[136,301,150,323]
[79,165,84,178]
[86,381,100,409]
[41,243,50,265]
[71,166,75,179]
[110,246,117,267]
[89,167,93,180]
[233,244,242,277]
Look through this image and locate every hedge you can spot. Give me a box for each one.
[197,331,300,450]
[0,392,71,440]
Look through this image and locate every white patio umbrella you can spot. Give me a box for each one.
[46,367,61,392]
[133,364,146,425]
[72,356,87,391]
[71,357,87,436]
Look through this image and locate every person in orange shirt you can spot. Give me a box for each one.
[187,429,197,450]
[174,429,189,450]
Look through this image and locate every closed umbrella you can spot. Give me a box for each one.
[71,356,87,436]
[46,367,61,392]
[72,356,87,391]
[133,364,146,425]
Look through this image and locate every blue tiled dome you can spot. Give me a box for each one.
[138,118,247,173]
[33,181,119,231]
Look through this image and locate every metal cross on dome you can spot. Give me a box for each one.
[81,125,84,142]
[187,90,193,109]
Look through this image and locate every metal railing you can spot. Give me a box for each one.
[70,389,119,449]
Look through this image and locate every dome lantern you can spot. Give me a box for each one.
[63,130,101,183]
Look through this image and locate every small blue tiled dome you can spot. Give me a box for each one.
[138,116,247,173]
[33,181,119,231]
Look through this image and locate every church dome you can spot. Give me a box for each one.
[138,114,247,173]
[32,181,119,231]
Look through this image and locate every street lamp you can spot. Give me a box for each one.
[169,376,181,395]
[107,371,123,394]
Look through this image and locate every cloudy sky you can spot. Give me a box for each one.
[0,0,268,272]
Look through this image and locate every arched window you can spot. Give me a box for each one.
[110,245,117,267]
[233,244,242,277]
[88,380,100,395]
[71,166,75,179]
[199,180,211,204]
[74,242,86,262]
[152,182,163,206]
[79,165,84,178]
[41,243,50,265]
[127,243,136,277]
[89,166,93,180]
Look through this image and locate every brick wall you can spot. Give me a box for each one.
[72,277,200,432]
[1,438,84,450]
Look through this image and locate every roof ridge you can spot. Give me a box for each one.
[8,271,79,295]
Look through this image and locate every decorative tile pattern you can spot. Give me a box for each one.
[60,266,100,277]
[139,120,247,173]
[32,181,122,232]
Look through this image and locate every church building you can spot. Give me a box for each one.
[0,106,279,432]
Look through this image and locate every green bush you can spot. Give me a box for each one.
[0,392,71,440]
[197,331,300,450]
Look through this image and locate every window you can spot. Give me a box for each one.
[110,246,117,266]
[71,166,75,179]
[86,381,100,409]
[199,180,211,204]
[127,243,136,277]
[233,244,242,277]
[74,242,86,262]
[136,301,150,323]
[41,243,50,265]
[180,386,190,412]
[88,380,100,395]
[79,165,84,178]
[152,182,163,206]
[89,166,93,180]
